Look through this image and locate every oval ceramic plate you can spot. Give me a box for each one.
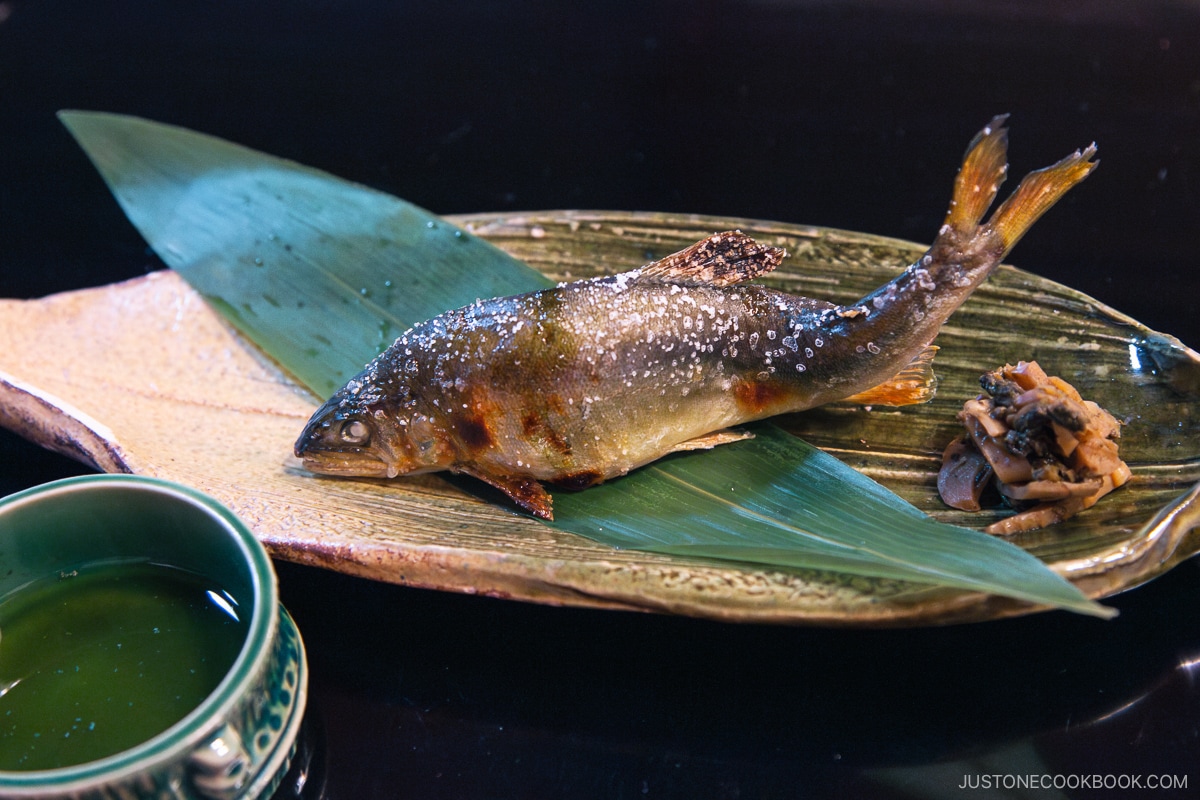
[1,210,1197,626]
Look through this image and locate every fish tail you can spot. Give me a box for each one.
[982,143,1098,258]
[940,116,1098,262]
[838,119,1097,404]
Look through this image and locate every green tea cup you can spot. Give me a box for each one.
[0,475,307,799]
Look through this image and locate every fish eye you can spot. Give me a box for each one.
[339,419,371,446]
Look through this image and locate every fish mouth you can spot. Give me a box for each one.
[294,428,398,478]
[296,450,397,478]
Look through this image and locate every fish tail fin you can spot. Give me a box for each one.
[982,143,1098,258]
[939,116,1097,262]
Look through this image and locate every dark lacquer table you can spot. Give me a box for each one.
[3,3,1198,797]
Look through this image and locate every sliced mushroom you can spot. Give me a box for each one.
[937,437,994,512]
[996,477,1103,502]
[962,415,1034,484]
[938,361,1129,534]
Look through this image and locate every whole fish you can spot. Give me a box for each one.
[295,117,1097,519]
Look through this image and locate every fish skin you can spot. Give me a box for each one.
[295,117,1098,519]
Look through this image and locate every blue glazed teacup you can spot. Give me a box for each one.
[0,475,307,799]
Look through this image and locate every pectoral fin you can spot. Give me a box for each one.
[458,466,555,520]
[844,345,939,406]
[666,428,756,453]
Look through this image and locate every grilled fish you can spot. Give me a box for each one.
[295,117,1097,519]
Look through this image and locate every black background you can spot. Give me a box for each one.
[2,2,1198,798]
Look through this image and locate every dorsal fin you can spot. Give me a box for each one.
[634,231,786,287]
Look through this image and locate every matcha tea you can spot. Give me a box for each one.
[0,562,248,770]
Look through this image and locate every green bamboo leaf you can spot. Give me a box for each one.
[551,426,1098,612]
[57,111,552,398]
[60,110,1111,618]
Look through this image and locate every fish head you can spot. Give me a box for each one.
[294,385,457,479]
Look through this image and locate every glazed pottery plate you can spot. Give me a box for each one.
[1,211,1197,626]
